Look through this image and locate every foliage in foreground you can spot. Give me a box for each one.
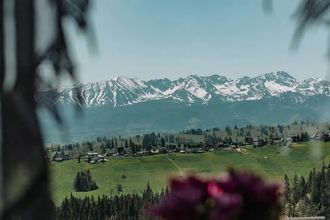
[283,164,330,218]
[148,169,281,220]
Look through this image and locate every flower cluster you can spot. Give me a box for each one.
[148,169,282,220]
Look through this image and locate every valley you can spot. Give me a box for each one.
[50,141,330,204]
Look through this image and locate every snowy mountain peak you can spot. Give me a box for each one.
[37,72,330,108]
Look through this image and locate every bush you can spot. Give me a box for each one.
[117,184,123,193]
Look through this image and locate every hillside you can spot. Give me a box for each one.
[50,141,330,204]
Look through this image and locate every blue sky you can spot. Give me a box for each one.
[67,0,329,83]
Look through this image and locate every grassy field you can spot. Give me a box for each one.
[50,141,330,204]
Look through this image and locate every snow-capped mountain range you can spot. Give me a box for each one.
[37,71,330,108]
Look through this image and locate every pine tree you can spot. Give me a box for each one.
[74,172,82,191]
[74,170,98,192]
[117,184,123,193]
[298,176,307,198]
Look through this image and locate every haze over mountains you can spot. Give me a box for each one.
[38,71,330,143]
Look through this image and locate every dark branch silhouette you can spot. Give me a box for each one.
[0,0,91,218]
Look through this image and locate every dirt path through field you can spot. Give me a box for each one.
[164,155,183,176]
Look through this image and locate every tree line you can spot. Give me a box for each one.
[56,183,165,220]
[47,121,330,162]
[283,164,330,218]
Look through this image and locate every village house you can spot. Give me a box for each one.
[150,148,159,154]
[85,152,108,164]
[311,131,330,141]
[216,141,229,148]
[271,137,283,145]
[51,151,71,162]
[189,147,204,153]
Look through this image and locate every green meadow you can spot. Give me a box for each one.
[50,141,330,204]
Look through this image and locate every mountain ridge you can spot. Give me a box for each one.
[37,71,330,108]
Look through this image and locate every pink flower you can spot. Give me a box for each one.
[148,176,210,220]
[207,181,223,197]
[209,194,241,220]
[148,169,282,220]
[217,169,282,220]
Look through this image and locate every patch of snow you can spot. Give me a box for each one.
[187,95,195,103]
[186,85,208,99]
[264,81,296,96]
[163,83,184,95]
[214,82,240,96]
[138,93,164,101]
[246,94,263,100]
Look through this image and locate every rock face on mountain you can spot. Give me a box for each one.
[37,71,330,143]
[37,71,330,108]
